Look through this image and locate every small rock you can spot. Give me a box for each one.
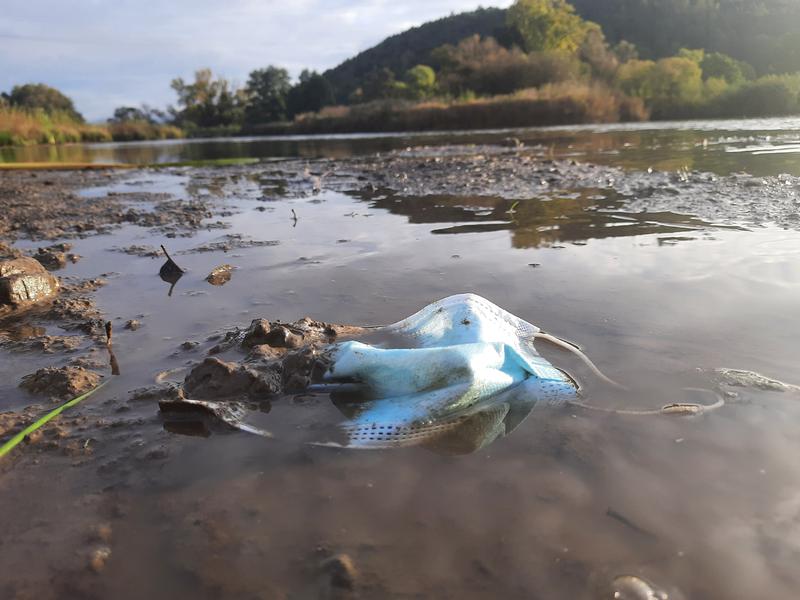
[180,341,199,351]
[611,575,668,600]
[242,319,272,348]
[320,554,358,590]
[183,357,282,399]
[33,247,68,271]
[20,366,101,400]
[0,257,60,306]
[264,325,304,349]
[129,384,184,403]
[206,264,233,286]
[90,523,113,543]
[89,546,111,573]
[124,319,140,331]
[282,347,326,393]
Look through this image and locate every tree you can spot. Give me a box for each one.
[616,59,658,99]
[614,41,639,64]
[677,48,705,65]
[701,52,753,84]
[506,0,590,53]
[769,32,800,75]
[651,57,703,106]
[431,34,580,97]
[359,68,403,102]
[5,83,84,121]
[616,55,703,112]
[404,65,437,99]
[578,24,618,79]
[568,0,800,76]
[286,70,336,117]
[170,69,245,128]
[109,104,167,124]
[244,66,291,124]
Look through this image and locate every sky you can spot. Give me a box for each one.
[0,0,513,121]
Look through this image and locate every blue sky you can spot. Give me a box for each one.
[0,0,513,121]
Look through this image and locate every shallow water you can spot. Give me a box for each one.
[2,122,800,599]
[3,116,800,176]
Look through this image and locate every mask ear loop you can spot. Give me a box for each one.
[531,333,725,415]
[531,332,628,390]
[566,387,725,417]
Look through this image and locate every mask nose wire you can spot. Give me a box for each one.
[531,332,629,390]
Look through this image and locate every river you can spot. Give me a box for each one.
[1,118,799,599]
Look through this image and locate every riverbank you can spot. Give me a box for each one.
[0,107,183,147]
[247,83,649,136]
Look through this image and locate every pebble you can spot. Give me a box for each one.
[89,546,111,573]
[320,553,358,590]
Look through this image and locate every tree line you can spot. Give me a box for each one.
[4,0,800,140]
[159,0,800,129]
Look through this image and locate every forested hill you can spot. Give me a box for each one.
[568,0,800,74]
[323,0,800,100]
[323,8,509,102]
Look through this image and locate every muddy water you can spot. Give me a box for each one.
[2,124,800,599]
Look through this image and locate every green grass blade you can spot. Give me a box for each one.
[0,381,107,459]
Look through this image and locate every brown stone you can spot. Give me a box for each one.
[0,257,60,306]
[183,357,281,399]
[205,264,233,286]
[264,324,304,349]
[320,554,358,590]
[33,247,68,270]
[282,347,326,393]
[242,319,272,347]
[20,366,102,400]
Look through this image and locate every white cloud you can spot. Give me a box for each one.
[0,0,513,120]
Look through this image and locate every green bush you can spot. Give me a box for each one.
[710,77,800,117]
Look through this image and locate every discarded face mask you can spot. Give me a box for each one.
[315,293,580,449]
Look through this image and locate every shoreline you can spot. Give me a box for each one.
[3,113,800,157]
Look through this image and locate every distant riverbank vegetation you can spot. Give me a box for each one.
[0,85,181,146]
[3,0,800,146]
